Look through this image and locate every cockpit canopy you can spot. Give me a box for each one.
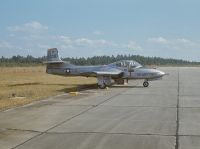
[109,60,142,71]
[115,60,142,68]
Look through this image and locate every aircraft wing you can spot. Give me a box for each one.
[80,68,123,77]
[93,71,122,76]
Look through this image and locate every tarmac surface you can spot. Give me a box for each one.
[0,67,200,149]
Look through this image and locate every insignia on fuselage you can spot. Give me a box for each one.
[64,68,71,73]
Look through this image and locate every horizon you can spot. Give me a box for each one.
[1,0,200,61]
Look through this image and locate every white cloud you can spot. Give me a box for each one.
[0,40,12,48]
[58,36,72,45]
[3,22,200,61]
[47,36,117,51]
[75,38,93,46]
[176,38,196,46]
[148,37,199,48]
[37,44,51,49]
[148,37,168,44]
[93,31,104,35]
[7,21,48,34]
[75,38,111,48]
[127,41,142,50]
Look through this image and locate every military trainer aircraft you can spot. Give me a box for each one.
[45,48,166,89]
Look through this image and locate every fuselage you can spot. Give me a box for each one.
[46,62,165,80]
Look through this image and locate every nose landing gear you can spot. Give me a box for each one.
[98,83,106,89]
[143,81,149,87]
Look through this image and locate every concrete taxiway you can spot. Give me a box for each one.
[0,67,200,149]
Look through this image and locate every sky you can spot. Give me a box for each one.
[0,0,200,61]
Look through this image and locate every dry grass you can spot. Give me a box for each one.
[0,66,96,111]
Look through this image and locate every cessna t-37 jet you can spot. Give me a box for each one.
[45,48,166,89]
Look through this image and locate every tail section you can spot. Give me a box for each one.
[46,48,63,63]
[45,48,65,75]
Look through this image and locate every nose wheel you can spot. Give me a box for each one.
[98,83,106,89]
[143,81,149,87]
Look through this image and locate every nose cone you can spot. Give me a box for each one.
[158,70,165,76]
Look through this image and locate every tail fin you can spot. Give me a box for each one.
[45,48,64,63]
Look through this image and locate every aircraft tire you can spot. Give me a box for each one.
[143,81,149,87]
[98,83,106,89]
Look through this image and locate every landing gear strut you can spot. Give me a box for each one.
[143,81,149,87]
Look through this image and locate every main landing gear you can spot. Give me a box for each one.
[97,76,112,89]
[143,81,149,87]
[98,83,106,89]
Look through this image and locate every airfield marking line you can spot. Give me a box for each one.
[11,87,130,149]
[175,68,180,149]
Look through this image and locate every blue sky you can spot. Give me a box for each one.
[0,0,200,61]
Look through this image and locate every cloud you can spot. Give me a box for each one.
[148,37,199,48]
[7,21,48,34]
[58,36,72,45]
[176,38,196,46]
[93,31,104,35]
[54,36,115,49]
[37,44,51,49]
[3,21,200,61]
[75,38,109,48]
[0,40,12,48]
[148,37,168,44]
[75,38,93,46]
[127,41,142,50]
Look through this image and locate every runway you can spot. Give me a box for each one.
[0,67,200,149]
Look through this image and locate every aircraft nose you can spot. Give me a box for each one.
[158,70,165,76]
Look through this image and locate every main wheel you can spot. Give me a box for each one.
[143,81,149,87]
[98,83,106,89]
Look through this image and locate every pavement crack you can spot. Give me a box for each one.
[11,88,130,149]
[5,128,42,133]
[45,131,174,137]
[99,105,176,108]
[45,89,128,132]
[11,133,43,149]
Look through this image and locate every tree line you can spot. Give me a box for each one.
[0,54,199,67]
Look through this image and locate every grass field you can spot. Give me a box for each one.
[0,67,96,111]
